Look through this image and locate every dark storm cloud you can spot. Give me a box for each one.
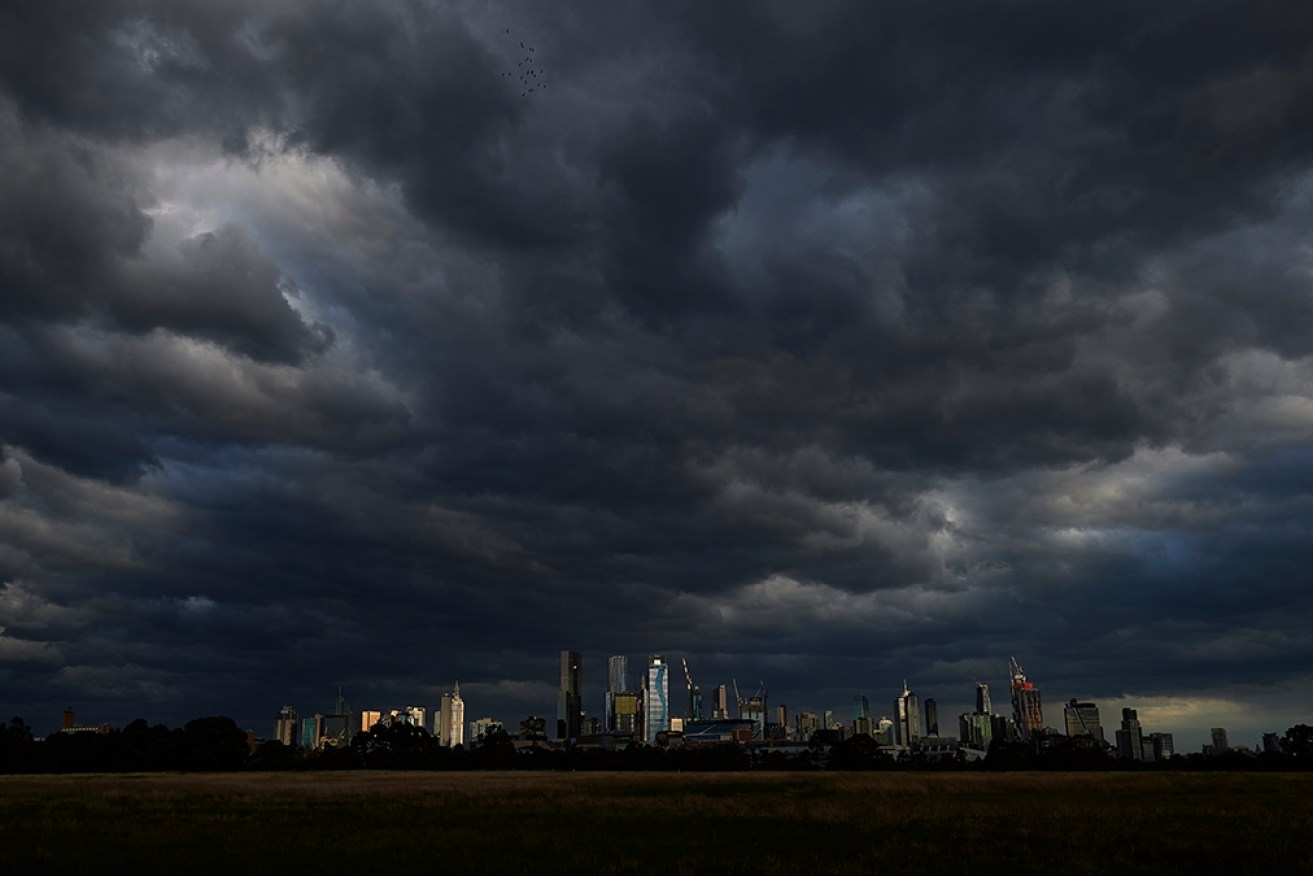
[1,0,1312,746]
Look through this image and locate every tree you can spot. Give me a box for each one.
[1282,724,1313,758]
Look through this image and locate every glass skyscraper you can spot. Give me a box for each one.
[606,655,628,732]
[644,655,669,743]
[557,650,582,740]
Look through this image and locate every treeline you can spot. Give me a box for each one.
[3,715,1312,774]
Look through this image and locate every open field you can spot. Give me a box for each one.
[4,771,1311,874]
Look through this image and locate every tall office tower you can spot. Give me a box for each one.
[712,684,729,719]
[1211,727,1230,752]
[558,650,582,740]
[1147,732,1174,760]
[689,686,703,721]
[1064,699,1104,742]
[275,706,299,747]
[796,712,821,740]
[1008,658,1043,740]
[300,714,323,749]
[959,712,993,749]
[439,682,465,748]
[644,655,669,743]
[894,681,922,746]
[606,655,628,732]
[924,698,939,737]
[853,694,870,722]
[1116,708,1144,760]
[976,682,992,716]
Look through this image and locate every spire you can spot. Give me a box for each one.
[453,680,460,698]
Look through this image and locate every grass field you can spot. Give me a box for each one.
[3,771,1311,874]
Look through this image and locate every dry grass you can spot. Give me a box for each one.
[4,771,1311,874]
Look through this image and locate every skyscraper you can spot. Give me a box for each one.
[605,655,628,732]
[557,650,582,740]
[894,681,921,747]
[1009,658,1043,740]
[712,684,729,719]
[1211,727,1230,752]
[438,682,465,748]
[275,706,298,747]
[924,698,939,737]
[976,682,992,716]
[853,694,870,722]
[1064,699,1104,743]
[644,655,669,743]
[1116,707,1144,760]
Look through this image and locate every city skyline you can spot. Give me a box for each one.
[3,2,1313,753]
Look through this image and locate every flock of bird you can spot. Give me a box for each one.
[502,29,545,97]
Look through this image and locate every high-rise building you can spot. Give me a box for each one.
[439,682,465,748]
[644,655,669,743]
[359,710,381,733]
[558,650,582,740]
[1009,658,1043,740]
[613,692,641,735]
[853,695,870,722]
[300,715,323,749]
[796,712,820,740]
[975,682,992,716]
[275,706,298,747]
[606,655,628,732]
[874,716,894,746]
[924,698,939,737]
[688,685,703,721]
[1211,727,1230,752]
[469,717,503,743]
[1147,732,1174,760]
[894,681,921,747]
[959,712,993,749]
[1116,708,1144,760]
[1064,700,1104,743]
[712,684,729,719]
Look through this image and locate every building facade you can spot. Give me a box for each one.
[557,650,582,740]
[1064,699,1104,743]
[605,655,628,733]
[438,682,465,748]
[894,681,922,747]
[1009,659,1043,740]
[644,655,669,744]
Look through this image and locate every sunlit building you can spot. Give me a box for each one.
[712,684,729,719]
[613,692,640,736]
[469,717,503,743]
[894,681,921,747]
[644,655,669,744]
[439,682,464,747]
[796,712,820,741]
[359,710,381,733]
[274,706,298,747]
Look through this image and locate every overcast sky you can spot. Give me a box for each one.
[2,1,1312,751]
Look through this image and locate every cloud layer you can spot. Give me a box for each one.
[2,0,1312,750]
